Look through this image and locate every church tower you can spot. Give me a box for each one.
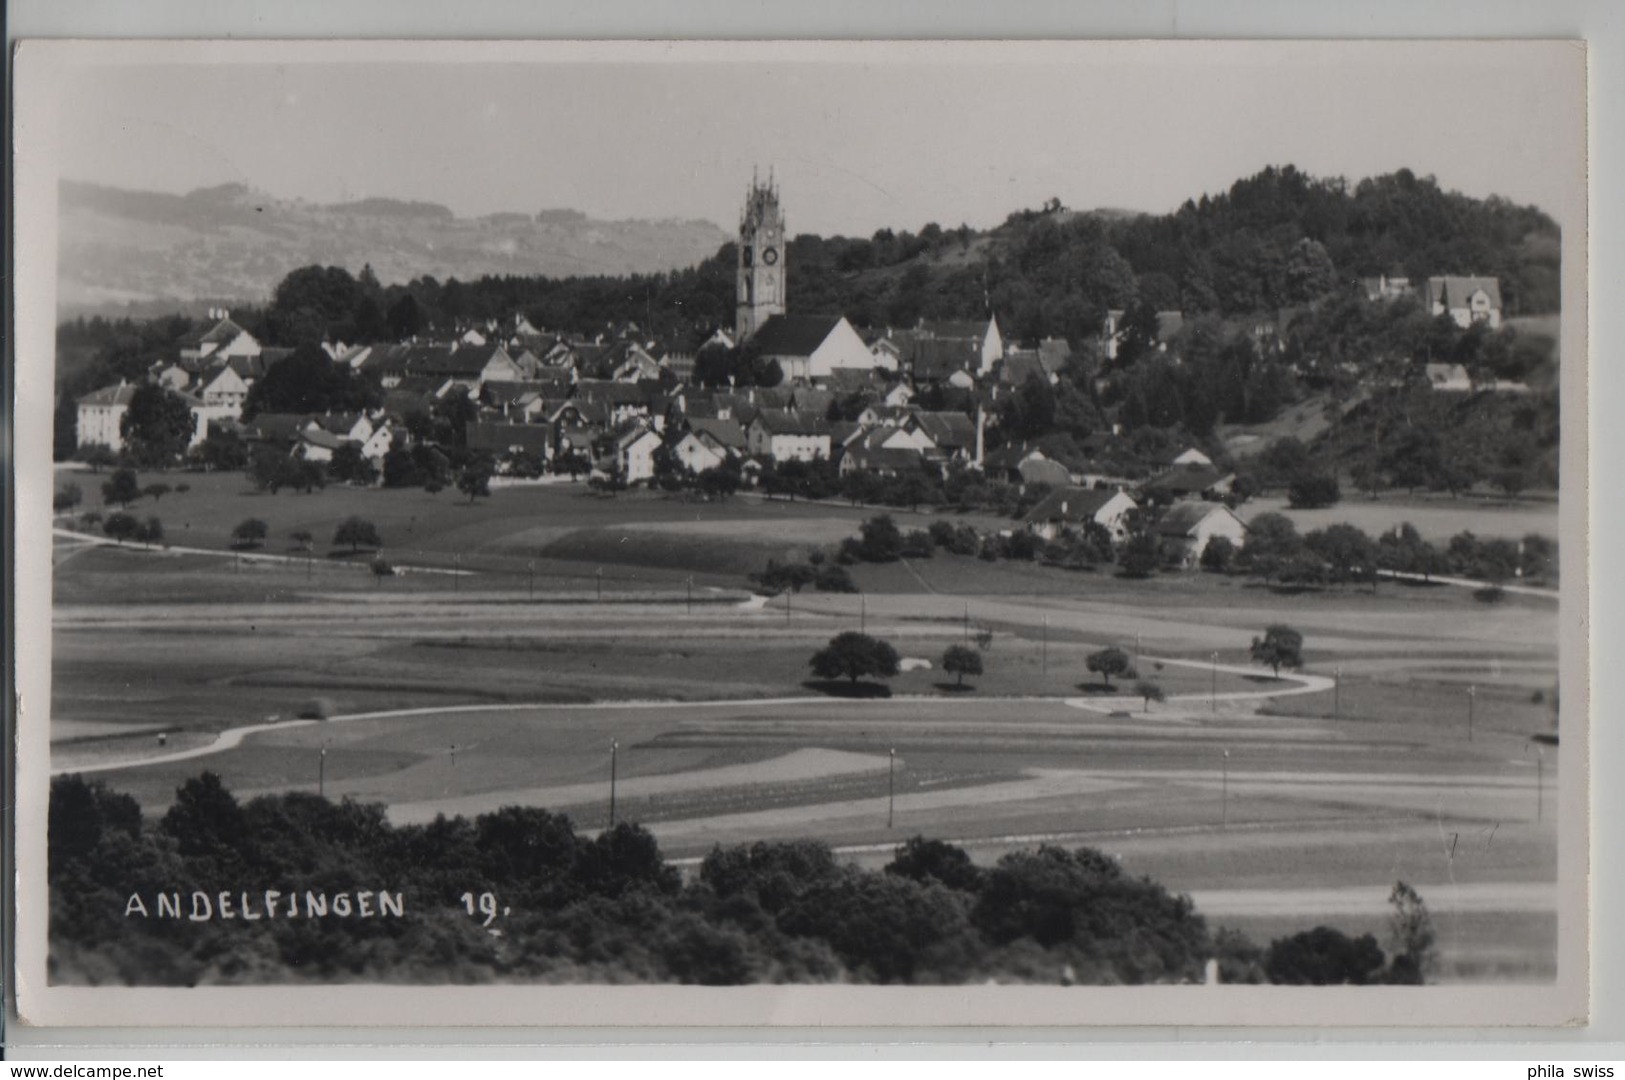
[736,170,787,341]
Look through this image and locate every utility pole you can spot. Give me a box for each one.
[596,566,603,602]
[453,552,461,593]
[1334,666,1342,719]
[1135,631,1143,676]
[887,747,896,829]
[860,594,866,635]
[319,746,326,799]
[963,602,971,644]
[686,576,693,615]
[1536,746,1545,823]
[1211,651,1219,713]
[786,588,792,625]
[527,560,535,601]
[609,738,619,828]
[1221,749,1230,829]
[1468,684,1476,742]
[1042,616,1048,677]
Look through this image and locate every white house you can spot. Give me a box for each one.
[1157,504,1249,566]
[1023,486,1139,543]
[672,431,726,474]
[616,427,664,484]
[179,310,261,364]
[196,364,251,413]
[1425,276,1503,329]
[1425,363,1473,392]
[747,409,832,462]
[749,315,876,382]
[1169,446,1213,468]
[76,381,139,450]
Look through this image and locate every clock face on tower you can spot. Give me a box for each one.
[762,247,779,266]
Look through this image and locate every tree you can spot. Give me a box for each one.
[101,467,141,508]
[329,443,379,486]
[941,644,983,688]
[1134,680,1166,711]
[1199,535,1235,572]
[119,384,196,465]
[1287,472,1341,509]
[242,342,382,419]
[232,518,269,549]
[1086,646,1131,688]
[1385,881,1436,985]
[809,632,901,686]
[191,430,250,472]
[1265,926,1386,986]
[290,529,314,552]
[137,516,164,547]
[77,443,118,472]
[333,517,381,553]
[1117,530,1160,578]
[1250,624,1304,679]
[457,461,494,503]
[102,512,140,545]
[143,483,172,502]
[53,484,83,513]
[857,514,903,563]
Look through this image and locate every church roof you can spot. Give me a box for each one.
[749,314,843,358]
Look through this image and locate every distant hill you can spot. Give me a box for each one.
[56,180,732,317]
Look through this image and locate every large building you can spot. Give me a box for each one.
[736,172,787,341]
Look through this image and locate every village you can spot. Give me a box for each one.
[66,174,1545,579]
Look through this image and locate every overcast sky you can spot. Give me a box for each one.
[54,40,1583,237]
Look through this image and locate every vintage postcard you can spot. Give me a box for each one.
[10,38,1590,1029]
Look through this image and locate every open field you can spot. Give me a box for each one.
[1245,493,1558,545]
[50,486,1567,982]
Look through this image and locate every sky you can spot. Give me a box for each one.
[53,40,1584,237]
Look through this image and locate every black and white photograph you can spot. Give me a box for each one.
[10,37,1589,1028]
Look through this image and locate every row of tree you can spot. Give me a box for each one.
[49,772,1431,986]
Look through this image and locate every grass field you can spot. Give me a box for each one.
[1245,493,1558,545]
[49,475,1569,983]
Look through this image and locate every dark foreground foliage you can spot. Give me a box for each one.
[48,773,1427,987]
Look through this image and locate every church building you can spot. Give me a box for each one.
[736,172,788,341]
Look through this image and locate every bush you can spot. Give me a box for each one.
[54,484,84,512]
[1287,472,1342,510]
[1264,926,1386,985]
[1086,646,1132,689]
[900,529,934,559]
[1133,680,1165,710]
[231,518,269,549]
[857,515,903,562]
[813,564,858,593]
[1473,585,1506,604]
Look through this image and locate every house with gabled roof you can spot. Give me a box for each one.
[179,310,261,364]
[687,417,749,456]
[672,431,727,474]
[1155,503,1248,566]
[907,411,978,461]
[1140,464,1235,503]
[747,408,832,462]
[196,364,251,413]
[468,421,553,463]
[1425,276,1502,329]
[915,316,1004,375]
[838,445,928,477]
[750,315,875,382]
[1023,486,1139,543]
[613,425,664,484]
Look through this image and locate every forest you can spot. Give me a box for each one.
[49,773,1433,987]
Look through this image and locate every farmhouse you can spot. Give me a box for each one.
[1425,276,1503,329]
[749,315,876,382]
[747,409,832,462]
[672,431,726,474]
[468,421,553,464]
[1154,503,1249,566]
[1023,486,1139,543]
[179,310,261,364]
[1141,464,1235,503]
[1425,362,1473,392]
[613,426,664,484]
[914,316,1004,375]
